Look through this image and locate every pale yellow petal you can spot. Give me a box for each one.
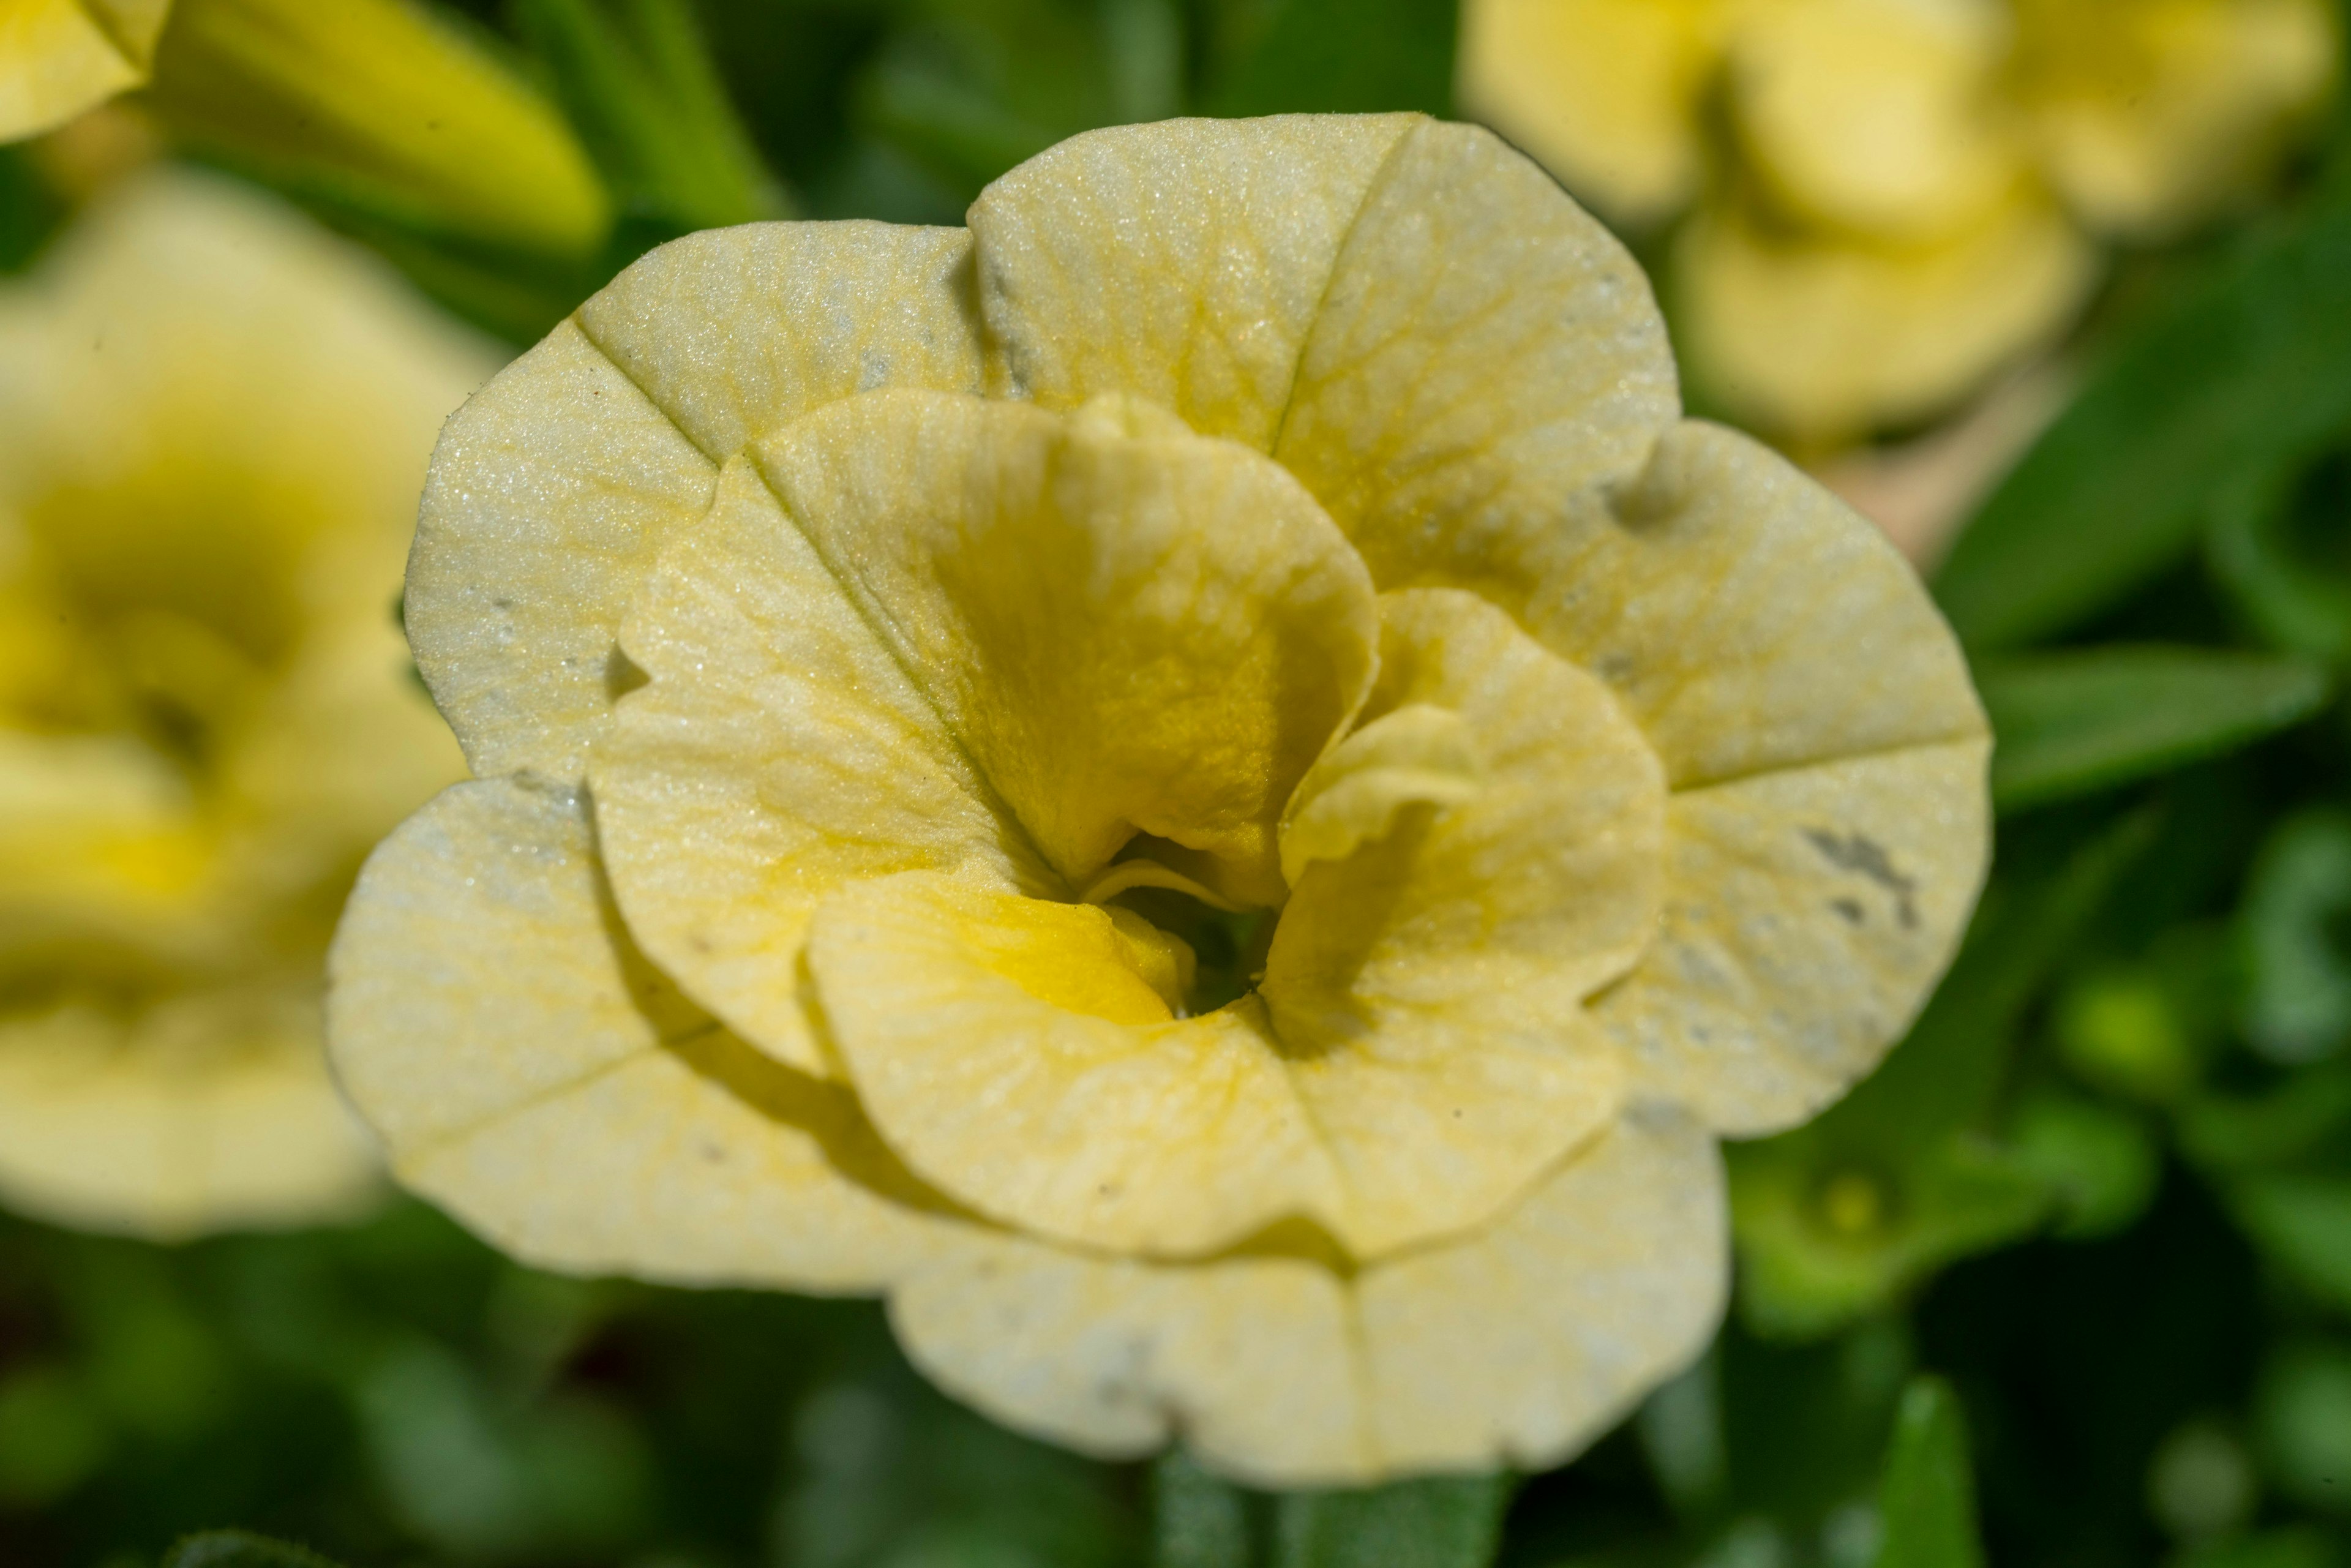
[2015,0,2340,235]
[0,730,216,961]
[1513,421,1987,787]
[1354,1105,1726,1474]
[406,318,718,783]
[327,776,964,1290]
[1271,118,1679,593]
[890,1240,1373,1484]
[575,221,986,464]
[967,113,1420,448]
[808,872,1351,1258]
[0,986,379,1240]
[0,0,168,143]
[1277,703,1483,888]
[1457,0,1723,224]
[740,389,1376,905]
[1674,188,2096,441]
[887,1105,1727,1488]
[1726,0,2018,241]
[587,454,1038,1077]
[1594,738,1990,1134]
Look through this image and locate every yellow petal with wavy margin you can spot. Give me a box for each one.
[1515,421,1986,788]
[887,1104,1725,1487]
[1272,118,1678,593]
[1355,1105,1727,1474]
[0,986,377,1240]
[744,388,1378,903]
[1277,703,1483,888]
[1595,738,1990,1135]
[0,0,168,143]
[1457,0,1723,225]
[1260,588,1657,1256]
[411,223,985,782]
[586,448,1036,1076]
[328,777,962,1291]
[809,872,1350,1258]
[967,114,1419,448]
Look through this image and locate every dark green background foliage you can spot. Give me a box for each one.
[7,0,2351,1563]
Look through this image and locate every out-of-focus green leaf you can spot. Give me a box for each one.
[2241,812,2351,1065]
[2209,451,2351,665]
[2233,1176,2351,1311]
[2180,1061,2351,1172]
[1872,1378,1983,1568]
[2174,1529,2347,1568]
[1978,647,2331,813]
[2147,1419,2261,1541]
[2006,1090,2161,1239]
[1153,1449,1258,1568]
[1730,811,2156,1337]
[1935,195,2351,649]
[517,0,788,231]
[0,144,63,273]
[163,1532,350,1568]
[2051,964,2204,1103]
[1206,0,1453,116]
[2256,1340,2351,1517]
[0,1364,109,1508]
[1270,1472,1513,1568]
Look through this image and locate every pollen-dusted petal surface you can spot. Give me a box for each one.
[0,988,378,1241]
[809,873,1349,1258]
[1502,422,1987,1131]
[410,223,986,782]
[1259,588,1660,1254]
[887,1102,1727,1487]
[1270,118,1679,595]
[967,114,1418,448]
[0,0,169,142]
[585,455,1035,1077]
[1518,421,1986,789]
[329,777,965,1291]
[1354,1105,1727,1474]
[891,1241,1372,1484]
[744,388,1378,902]
[1456,0,1724,225]
[1595,738,1991,1135]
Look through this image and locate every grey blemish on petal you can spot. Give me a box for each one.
[1805,828,1920,931]
[1830,898,1865,926]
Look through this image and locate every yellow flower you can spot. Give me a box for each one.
[329,115,1989,1484]
[2,0,608,257]
[1459,0,2341,440]
[0,171,487,1237]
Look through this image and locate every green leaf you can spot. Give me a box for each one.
[163,1532,351,1568]
[2255,1340,2351,1518]
[2240,811,2351,1065]
[2232,1175,2351,1311]
[2208,454,2351,665]
[2005,1090,2161,1239]
[2180,1061,2351,1172]
[1152,1449,1259,1568]
[1207,0,1455,116]
[1978,646,2331,813]
[517,0,788,231]
[1271,1472,1513,1568]
[1934,189,2351,649]
[1872,1378,1984,1568]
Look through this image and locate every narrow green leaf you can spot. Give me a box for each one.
[1873,1378,1984,1568]
[1207,0,1455,117]
[2240,811,2351,1065]
[1935,198,2351,649]
[1979,645,2331,812]
[1152,1449,1259,1568]
[164,1532,351,1568]
[1270,1472,1512,1568]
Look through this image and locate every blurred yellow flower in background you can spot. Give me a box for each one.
[1460,0,2342,441]
[329,114,1989,1484]
[0,171,489,1237]
[1,0,609,257]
